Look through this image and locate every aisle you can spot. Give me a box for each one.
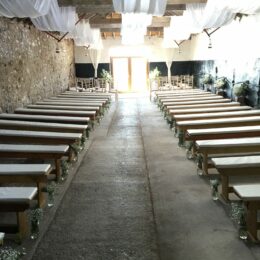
[32,94,159,260]
[32,93,259,260]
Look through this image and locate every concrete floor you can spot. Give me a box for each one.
[31,93,260,260]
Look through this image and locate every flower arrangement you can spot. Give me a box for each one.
[202,74,213,84]
[149,67,161,79]
[100,69,113,83]
[215,77,228,89]
[233,82,248,96]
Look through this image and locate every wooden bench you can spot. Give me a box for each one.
[0,113,90,125]
[160,95,221,103]
[0,164,52,208]
[233,184,260,241]
[27,104,99,112]
[46,98,107,106]
[169,106,251,116]
[163,98,231,108]
[174,110,260,122]
[15,108,96,121]
[177,116,260,145]
[57,94,110,101]
[211,155,260,201]
[165,102,240,111]
[37,101,103,108]
[186,125,260,142]
[196,137,260,175]
[63,91,112,98]
[0,119,88,136]
[0,144,69,181]
[0,187,37,239]
[0,129,82,161]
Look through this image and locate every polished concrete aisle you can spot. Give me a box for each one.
[32,93,260,260]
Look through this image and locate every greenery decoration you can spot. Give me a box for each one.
[233,82,248,96]
[61,159,69,180]
[202,74,213,84]
[215,77,228,89]
[0,247,26,260]
[100,69,113,83]
[149,67,161,79]
[30,208,43,240]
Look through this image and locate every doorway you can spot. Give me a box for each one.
[111,57,148,92]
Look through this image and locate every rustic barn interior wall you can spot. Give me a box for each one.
[0,17,75,113]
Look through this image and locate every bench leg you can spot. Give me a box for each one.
[55,159,61,181]
[202,153,208,175]
[37,182,46,208]
[17,212,28,239]
[246,202,258,241]
[221,175,229,201]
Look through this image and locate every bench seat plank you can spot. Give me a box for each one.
[0,119,88,134]
[48,98,107,105]
[0,113,89,125]
[27,104,100,112]
[164,98,231,107]
[37,101,103,108]
[160,95,221,103]
[169,106,251,115]
[0,187,37,203]
[174,110,260,122]
[166,102,239,110]
[0,130,82,151]
[15,108,96,119]
[234,184,260,200]
[186,126,260,143]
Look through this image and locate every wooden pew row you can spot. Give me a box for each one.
[233,184,260,242]
[46,98,107,106]
[0,113,90,126]
[164,101,239,125]
[170,106,251,117]
[0,129,82,162]
[166,102,240,111]
[174,110,260,122]
[186,125,260,144]
[0,187,37,240]
[0,164,52,208]
[164,98,231,108]
[64,91,112,98]
[26,105,101,119]
[15,108,96,120]
[0,119,87,135]
[159,95,224,110]
[159,94,220,103]
[177,115,260,145]
[0,144,69,181]
[196,137,260,175]
[211,155,260,242]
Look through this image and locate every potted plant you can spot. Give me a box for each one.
[233,81,249,104]
[202,74,214,91]
[149,67,161,90]
[215,77,228,95]
[100,69,113,92]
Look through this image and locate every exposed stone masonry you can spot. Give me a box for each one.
[0,17,75,112]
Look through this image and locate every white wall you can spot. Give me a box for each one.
[75,14,260,64]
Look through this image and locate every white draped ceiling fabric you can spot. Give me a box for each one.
[0,0,103,49]
[164,0,260,42]
[0,0,51,18]
[113,0,167,45]
[88,49,102,78]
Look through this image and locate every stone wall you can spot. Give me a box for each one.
[0,17,75,113]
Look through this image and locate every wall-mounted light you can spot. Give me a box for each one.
[208,36,212,49]
[56,46,60,53]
